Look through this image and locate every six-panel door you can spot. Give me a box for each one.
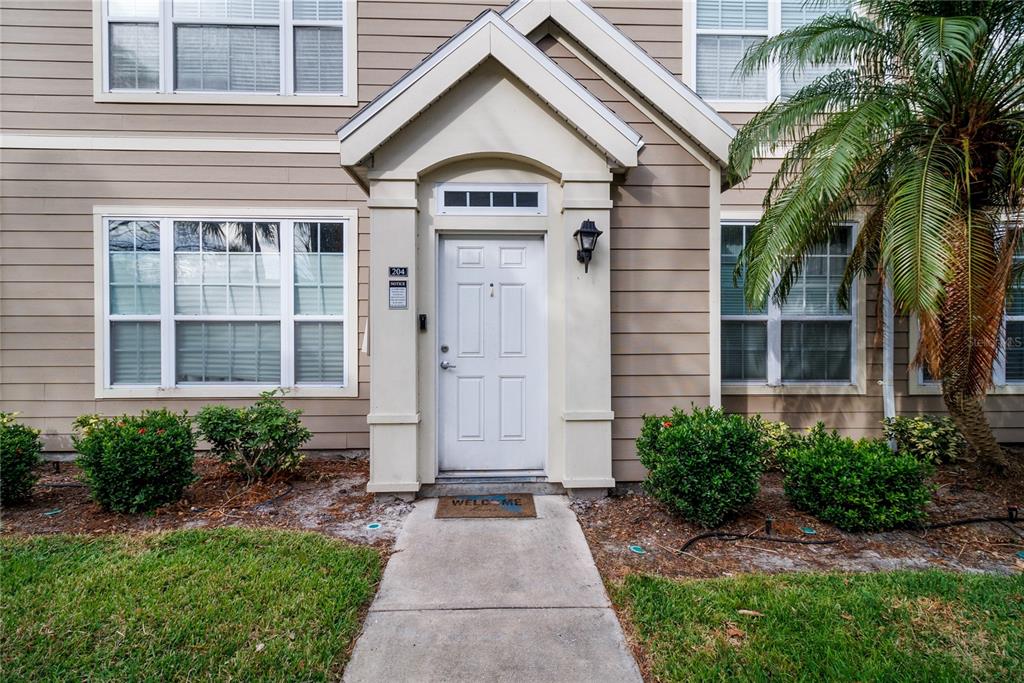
[438,236,547,472]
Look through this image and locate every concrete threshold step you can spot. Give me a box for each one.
[419,481,566,497]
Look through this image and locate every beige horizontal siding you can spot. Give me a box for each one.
[538,36,713,478]
[0,0,503,137]
[0,1,687,138]
[0,147,370,451]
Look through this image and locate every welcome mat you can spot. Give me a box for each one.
[435,494,537,519]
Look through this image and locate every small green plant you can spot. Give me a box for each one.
[73,410,197,513]
[882,415,966,465]
[196,390,311,482]
[751,417,801,471]
[637,406,764,527]
[783,425,934,531]
[1,412,43,505]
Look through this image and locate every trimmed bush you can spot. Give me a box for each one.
[1,412,43,506]
[882,415,965,464]
[73,410,197,513]
[751,417,801,471]
[637,406,764,527]
[196,390,311,482]
[783,425,934,531]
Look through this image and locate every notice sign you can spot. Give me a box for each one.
[388,280,408,309]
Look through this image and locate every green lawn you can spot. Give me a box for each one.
[615,570,1024,682]
[1,529,381,682]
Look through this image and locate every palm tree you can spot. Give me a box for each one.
[727,0,1024,468]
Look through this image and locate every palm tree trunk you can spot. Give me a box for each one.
[940,387,1008,469]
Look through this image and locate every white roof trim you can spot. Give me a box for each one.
[337,10,642,169]
[503,0,736,166]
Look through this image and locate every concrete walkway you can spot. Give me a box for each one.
[343,495,643,682]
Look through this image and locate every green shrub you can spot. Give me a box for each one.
[196,390,311,482]
[1,412,43,506]
[882,415,965,464]
[637,406,764,527]
[783,426,934,531]
[72,410,196,513]
[751,417,801,471]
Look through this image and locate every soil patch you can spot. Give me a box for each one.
[574,456,1024,581]
[0,457,411,548]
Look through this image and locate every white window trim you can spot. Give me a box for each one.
[682,0,855,112]
[908,315,1024,395]
[719,213,867,395]
[93,0,358,106]
[435,183,548,216]
[93,205,359,399]
[683,0,779,110]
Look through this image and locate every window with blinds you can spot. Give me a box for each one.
[104,0,349,96]
[694,0,850,101]
[1005,245,1024,382]
[721,221,855,384]
[103,215,352,389]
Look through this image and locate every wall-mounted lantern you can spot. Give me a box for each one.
[573,219,603,273]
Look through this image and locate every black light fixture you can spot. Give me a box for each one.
[573,219,603,273]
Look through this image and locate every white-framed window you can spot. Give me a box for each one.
[99,0,356,101]
[95,208,358,397]
[1001,244,1024,383]
[435,183,547,216]
[690,0,850,103]
[721,220,856,384]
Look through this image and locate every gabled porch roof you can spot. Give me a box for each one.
[336,10,644,173]
[502,0,736,166]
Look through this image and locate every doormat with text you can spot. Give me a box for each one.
[435,494,537,519]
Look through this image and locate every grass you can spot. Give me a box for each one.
[1,528,381,682]
[614,570,1024,682]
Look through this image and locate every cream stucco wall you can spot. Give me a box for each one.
[361,61,620,493]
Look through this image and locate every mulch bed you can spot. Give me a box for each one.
[0,457,411,548]
[574,454,1024,581]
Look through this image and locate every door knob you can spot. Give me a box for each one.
[440,360,457,370]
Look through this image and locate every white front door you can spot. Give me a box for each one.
[437,236,547,472]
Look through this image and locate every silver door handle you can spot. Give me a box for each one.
[439,360,457,370]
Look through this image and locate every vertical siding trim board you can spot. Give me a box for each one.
[92,205,360,399]
[708,163,722,407]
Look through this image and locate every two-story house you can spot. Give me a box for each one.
[2,0,1020,497]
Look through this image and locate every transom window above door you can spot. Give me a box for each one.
[720,221,857,386]
[691,0,850,103]
[99,0,356,102]
[436,184,548,216]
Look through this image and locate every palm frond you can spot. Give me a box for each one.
[903,15,987,63]
[880,147,954,316]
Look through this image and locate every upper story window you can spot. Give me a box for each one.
[693,0,850,102]
[721,221,856,385]
[101,0,354,100]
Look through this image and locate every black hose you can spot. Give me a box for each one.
[255,482,294,508]
[679,531,839,553]
[917,515,1019,531]
[679,514,1023,554]
[37,482,87,489]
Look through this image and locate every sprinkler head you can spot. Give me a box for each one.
[764,517,774,536]
[1009,505,1019,522]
